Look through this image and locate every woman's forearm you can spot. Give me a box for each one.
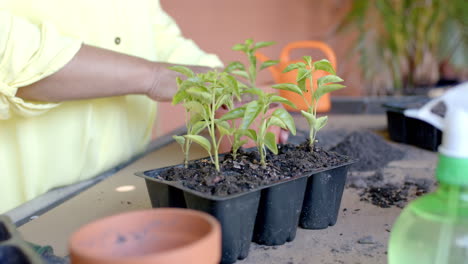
[15,44,210,102]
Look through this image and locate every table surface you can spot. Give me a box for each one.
[18,114,437,264]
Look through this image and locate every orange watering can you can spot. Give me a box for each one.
[256,41,337,112]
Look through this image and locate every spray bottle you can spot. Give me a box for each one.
[388,82,468,263]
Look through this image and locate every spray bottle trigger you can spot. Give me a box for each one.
[404,98,444,130]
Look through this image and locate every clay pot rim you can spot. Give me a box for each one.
[69,208,220,263]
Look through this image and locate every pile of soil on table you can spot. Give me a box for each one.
[330,130,405,172]
[149,142,351,196]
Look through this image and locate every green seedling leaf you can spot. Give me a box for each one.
[244,38,253,46]
[224,61,246,72]
[244,88,265,97]
[231,70,249,79]
[260,60,279,70]
[269,95,297,109]
[315,116,328,131]
[271,83,303,95]
[172,90,187,105]
[313,59,336,74]
[223,74,238,91]
[241,101,262,129]
[176,76,183,87]
[265,132,278,155]
[298,77,307,92]
[173,135,185,147]
[215,94,231,110]
[314,84,346,100]
[300,110,315,127]
[216,120,232,136]
[318,75,344,86]
[253,41,276,50]
[272,108,296,135]
[232,43,246,51]
[240,129,257,141]
[296,68,311,83]
[186,87,211,102]
[168,66,195,77]
[189,113,204,125]
[184,101,205,114]
[233,139,249,151]
[184,135,211,154]
[267,116,287,129]
[282,62,306,73]
[303,56,312,65]
[220,107,246,121]
[191,121,207,135]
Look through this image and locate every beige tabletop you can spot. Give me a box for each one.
[18,115,437,264]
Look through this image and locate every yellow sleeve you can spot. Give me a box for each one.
[153,7,223,68]
[0,11,82,120]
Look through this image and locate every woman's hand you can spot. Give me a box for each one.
[146,63,211,102]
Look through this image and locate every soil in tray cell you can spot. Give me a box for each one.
[151,141,350,196]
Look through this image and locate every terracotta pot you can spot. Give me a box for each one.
[256,41,337,113]
[69,209,221,264]
[216,103,282,154]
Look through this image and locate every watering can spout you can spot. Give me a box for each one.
[255,52,282,83]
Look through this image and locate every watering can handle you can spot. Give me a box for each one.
[280,41,337,69]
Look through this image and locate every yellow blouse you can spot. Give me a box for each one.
[0,0,223,213]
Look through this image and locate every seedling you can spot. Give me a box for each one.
[170,67,240,171]
[272,56,345,149]
[222,39,297,166]
[223,39,280,159]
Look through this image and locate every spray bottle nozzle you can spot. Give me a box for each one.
[404,82,468,158]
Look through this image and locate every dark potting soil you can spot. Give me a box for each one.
[330,130,405,172]
[151,142,350,196]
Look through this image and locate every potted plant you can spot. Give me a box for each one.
[338,0,467,96]
[136,39,353,264]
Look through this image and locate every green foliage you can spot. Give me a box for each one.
[240,88,297,167]
[170,67,244,171]
[274,57,345,149]
[225,39,299,166]
[338,0,467,95]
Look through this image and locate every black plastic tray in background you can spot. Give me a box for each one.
[0,215,44,264]
[136,159,352,264]
[383,96,443,151]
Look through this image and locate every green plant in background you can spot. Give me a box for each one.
[170,66,241,171]
[338,0,467,95]
[272,56,345,149]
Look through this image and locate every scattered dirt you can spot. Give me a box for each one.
[149,141,350,196]
[327,130,434,208]
[355,173,432,208]
[330,130,405,172]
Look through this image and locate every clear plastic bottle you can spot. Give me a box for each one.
[388,183,468,263]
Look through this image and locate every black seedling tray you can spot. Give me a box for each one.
[383,96,443,151]
[0,215,44,264]
[136,157,353,264]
